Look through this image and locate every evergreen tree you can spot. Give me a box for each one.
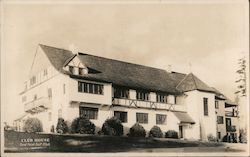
[235,56,246,97]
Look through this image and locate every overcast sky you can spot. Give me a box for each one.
[2,1,249,123]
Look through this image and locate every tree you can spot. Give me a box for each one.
[235,56,246,97]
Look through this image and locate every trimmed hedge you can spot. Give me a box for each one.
[128,123,146,137]
[56,118,68,134]
[101,117,124,136]
[165,130,178,138]
[71,117,95,134]
[23,118,43,133]
[149,126,163,138]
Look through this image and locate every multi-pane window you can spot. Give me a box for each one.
[203,98,208,116]
[156,114,167,125]
[30,76,36,86]
[217,116,224,124]
[156,93,167,103]
[136,112,148,124]
[114,86,129,98]
[78,81,104,95]
[79,107,98,119]
[114,111,127,123]
[215,100,219,109]
[136,90,149,101]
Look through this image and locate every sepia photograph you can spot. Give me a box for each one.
[1,0,249,156]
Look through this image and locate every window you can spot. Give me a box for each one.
[43,69,48,76]
[79,107,98,119]
[114,111,127,123]
[22,96,26,102]
[33,94,37,100]
[48,112,52,121]
[48,88,52,98]
[114,86,129,98]
[156,114,167,125]
[30,76,36,86]
[174,96,177,104]
[63,84,66,94]
[217,132,221,139]
[156,93,168,103]
[78,81,104,95]
[203,98,208,116]
[79,67,88,75]
[215,100,219,109]
[69,66,75,74]
[217,116,224,124]
[136,90,149,101]
[58,109,62,118]
[136,113,148,124]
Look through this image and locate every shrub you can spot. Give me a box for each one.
[128,123,146,137]
[149,126,163,138]
[71,117,95,134]
[56,118,68,134]
[23,118,43,133]
[239,129,247,143]
[165,130,178,138]
[101,117,123,136]
[207,134,217,142]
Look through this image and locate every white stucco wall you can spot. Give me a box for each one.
[184,90,217,141]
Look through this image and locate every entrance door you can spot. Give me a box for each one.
[179,126,183,138]
[226,118,231,127]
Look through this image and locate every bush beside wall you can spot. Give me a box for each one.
[56,118,68,134]
[71,117,95,134]
[101,117,124,136]
[149,126,163,138]
[23,118,43,133]
[128,123,146,137]
[165,130,178,139]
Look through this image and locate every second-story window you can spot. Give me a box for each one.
[203,98,208,116]
[156,93,168,103]
[78,81,104,95]
[215,100,219,109]
[30,76,36,86]
[136,90,149,101]
[217,116,224,124]
[114,86,129,98]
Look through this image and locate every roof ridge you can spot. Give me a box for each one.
[78,52,169,73]
[176,73,189,90]
[190,73,199,89]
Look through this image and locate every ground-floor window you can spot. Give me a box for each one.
[217,116,224,124]
[136,112,148,124]
[79,107,98,119]
[217,132,221,139]
[114,111,127,123]
[156,114,167,125]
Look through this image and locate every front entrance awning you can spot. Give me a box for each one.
[173,111,195,124]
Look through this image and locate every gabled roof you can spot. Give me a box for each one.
[176,73,215,93]
[39,44,216,95]
[39,44,74,72]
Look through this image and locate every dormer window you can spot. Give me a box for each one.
[79,67,88,75]
[69,66,74,74]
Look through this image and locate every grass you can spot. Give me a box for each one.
[5,130,224,153]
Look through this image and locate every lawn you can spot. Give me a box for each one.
[4,130,230,153]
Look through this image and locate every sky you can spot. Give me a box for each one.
[1,1,249,124]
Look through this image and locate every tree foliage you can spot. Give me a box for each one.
[235,57,246,97]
